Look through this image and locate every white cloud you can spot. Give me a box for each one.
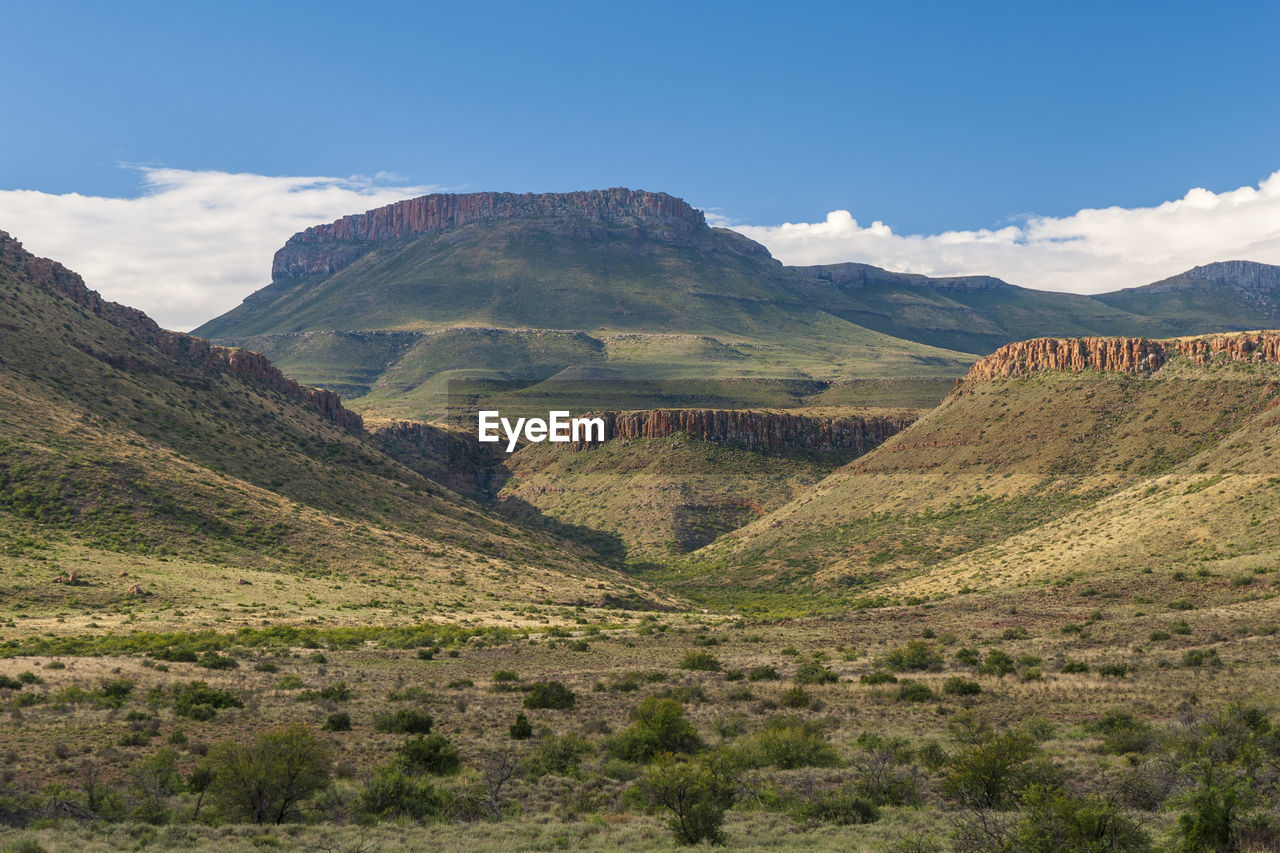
[4,167,1280,334]
[0,168,437,331]
[733,170,1280,293]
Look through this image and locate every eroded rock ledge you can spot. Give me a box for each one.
[568,409,912,452]
[272,188,706,280]
[966,332,1280,381]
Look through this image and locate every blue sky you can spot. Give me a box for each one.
[3,1,1280,329]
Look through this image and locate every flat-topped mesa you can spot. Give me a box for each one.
[568,409,913,452]
[272,188,708,280]
[966,332,1280,382]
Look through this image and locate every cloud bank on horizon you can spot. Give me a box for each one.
[730,170,1280,293]
[0,168,436,331]
[1,167,1279,331]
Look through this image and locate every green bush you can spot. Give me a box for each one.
[979,650,1016,677]
[1097,663,1130,678]
[780,686,811,708]
[358,765,441,821]
[509,712,533,740]
[1060,659,1089,674]
[523,680,576,710]
[372,708,434,734]
[860,670,898,685]
[172,681,242,720]
[955,648,981,667]
[883,640,944,672]
[322,712,352,732]
[679,651,722,672]
[609,697,703,762]
[897,681,935,702]
[794,659,838,685]
[1182,648,1223,668]
[521,732,594,778]
[794,787,880,825]
[633,756,735,845]
[207,724,331,824]
[747,665,780,682]
[197,652,238,670]
[1014,783,1152,852]
[943,677,982,696]
[739,715,841,769]
[942,731,1040,810]
[397,734,460,775]
[1087,710,1155,755]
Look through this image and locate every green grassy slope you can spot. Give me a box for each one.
[0,231,662,629]
[1096,261,1280,334]
[675,357,1280,604]
[196,217,975,419]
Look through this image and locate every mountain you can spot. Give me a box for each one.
[196,189,1280,423]
[672,331,1280,606]
[792,262,1164,354]
[194,190,976,420]
[1095,260,1280,333]
[0,231,662,629]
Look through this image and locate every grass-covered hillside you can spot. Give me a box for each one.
[680,348,1280,611]
[0,231,663,634]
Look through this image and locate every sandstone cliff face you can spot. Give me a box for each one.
[0,231,362,434]
[271,188,709,280]
[966,332,1280,382]
[567,409,911,452]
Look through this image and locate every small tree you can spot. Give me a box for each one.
[634,755,736,845]
[610,697,703,762]
[207,724,332,824]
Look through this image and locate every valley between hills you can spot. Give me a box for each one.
[3,190,1280,851]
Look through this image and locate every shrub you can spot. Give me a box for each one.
[1182,648,1223,668]
[1097,663,1130,678]
[633,756,735,845]
[172,681,242,720]
[794,786,880,825]
[679,651,722,672]
[397,734,460,775]
[609,697,703,762]
[493,669,520,682]
[942,731,1040,810]
[523,681,576,710]
[740,716,841,769]
[207,724,331,824]
[521,732,594,778]
[509,712,533,740]
[780,686,811,708]
[1168,599,1195,611]
[1014,783,1152,852]
[747,666,780,682]
[955,647,981,667]
[197,652,238,670]
[358,765,441,821]
[373,708,434,734]
[322,712,352,732]
[883,640,944,672]
[1061,659,1089,674]
[794,659,838,685]
[897,681,935,702]
[943,677,982,696]
[979,650,1016,677]
[860,670,898,685]
[1088,710,1155,755]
